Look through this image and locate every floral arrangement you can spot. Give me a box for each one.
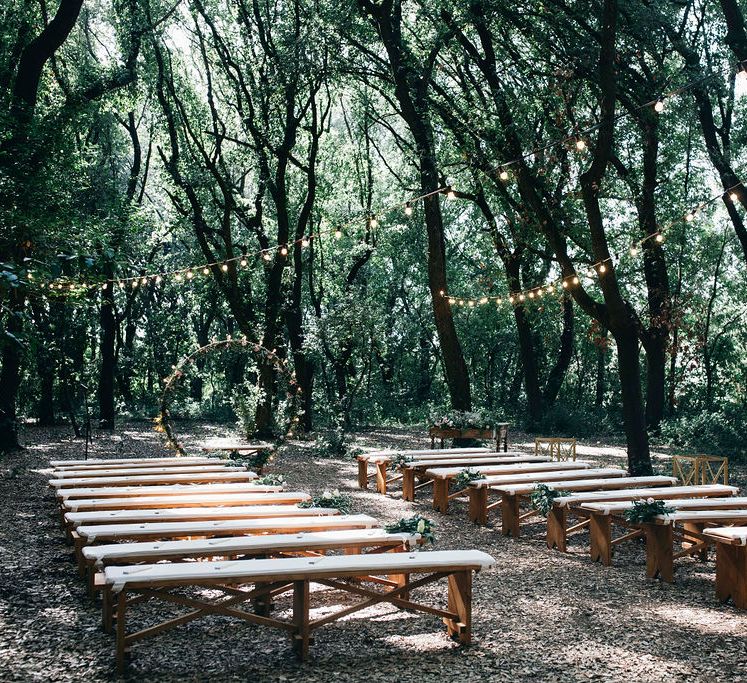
[623,498,675,524]
[253,473,286,487]
[298,489,352,514]
[388,452,414,471]
[530,483,570,517]
[452,468,486,492]
[384,514,436,544]
[429,409,503,431]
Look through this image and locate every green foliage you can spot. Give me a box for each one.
[312,428,348,458]
[388,452,414,471]
[430,409,504,431]
[298,489,352,514]
[659,407,747,458]
[253,473,286,487]
[384,514,436,544]
[452,468,487,492]
[623,498,675,524]
[530,484,570,517]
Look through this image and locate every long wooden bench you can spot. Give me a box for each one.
[102,550,495,671]
[702,527,747,609]
[470,475,678,536]
[51,464,245,479]
[467,469,628,526]
[85,529,421,597]
[422,460,592,513]
[49,470,258,489]
[546,484,739,552]
[56,482,281,502]
[358,448,498,495]
[62,491,308,512]
[50,456,217,468]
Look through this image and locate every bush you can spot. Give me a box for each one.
[312,427,348,458]
[659,407,747,458]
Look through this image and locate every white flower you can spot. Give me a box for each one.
[646,497,655,504]
[322,490,332,499]
[416,519,426,534]
[333,489,340,497]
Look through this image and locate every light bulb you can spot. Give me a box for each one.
[132,280,138,288]
[729,192,739,202]
[655,233,664,243]
[334,228,342,239]
[575,139,586,151]
[203,267,210,275]
[572,276,579,285]
[685,212,695,222]
[509,296,515,303]
[240,258,247,267]
[468,300,475,307]
[496,298,502,304]
[519,294,526,301]
[101,283,108,290]
[598,264,606,274]
[654,98,665,113]
[370,217,378,228]
[499,169,509,181]
[561,280,568,289]
[546,286,554,294]
[630,245,639,256]
[404,203,413,216]
[302,237,310,247]
[280,246,288,256]
[480,297,488,304]
[263,252,272,261]
[186,271,194,279]
[221,263,229,272]
[439,290,445,296]
[446,187,457,200]
[155,275,162,284]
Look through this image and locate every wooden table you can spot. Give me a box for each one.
[429,424,509,452]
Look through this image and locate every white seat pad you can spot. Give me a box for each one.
[553,485,739,507]
[49,471,257,488]
[469,468,626,488]
[702,527,747,546]
[82,529,420,564]
[579,497,747,515]
[103,549,496,590]
[361,447,491,462]
[57,482,279,500]
[398,454,544,468]
[426,461,590,478]
[66,505,337,526]
[653,509,747,523]
[76,514,380,541]
[51,464,243,478]
[51,456,215,468]
[63,492,307,512]
[491,475,677,496]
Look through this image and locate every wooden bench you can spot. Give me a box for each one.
[470,475,677,536]
[51,464,245,479]
[702,527,747,609]
[50,456,217,468]
[102,550,494,671]
[356,448,491,492]
[61,491,308,512]
[422,460,591,513]
[56,482,281,502]
[49,470,258,489]
[546,484,739,552]
[85,529,421,597]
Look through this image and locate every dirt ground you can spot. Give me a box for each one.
[1,422,746,682]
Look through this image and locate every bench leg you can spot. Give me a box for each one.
[375,463,387,495]
[645,523,674,582]
[433,479,449,513]
[546,506,568,551]
[445,570,472,644]
[115,591,127,674]
[715,543,747,609]
[357,460,368,489]
[501,495,520,537]
[292,580,311,660]
[682,522,708,561]
[391,573,410,604]
[468,487,488,525]
[102,587,113,634]
[402,469,416,501]
[589,514,612,565]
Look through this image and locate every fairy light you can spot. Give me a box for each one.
[655,233,665,243]
[203,267,210,275]
[280,245,288,256]
[302,237,310,247]
[369,217,378,228]
[685,212,695,222]
[572,276,579,285]
[404,202,413,216]
[729,191,739,202]
[155,275,162,284]
[185,270,194,280]
[630,244,639,256]
[334,228,343,239]
[240,257,248,267]
[575,138,586,151]
[654,98,665,113]
[221,263,229,272]
[263,252,272,262]
[445,186,457,200]
[598,264,606,274]
[499,169,509,181]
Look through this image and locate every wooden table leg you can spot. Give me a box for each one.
[501,494,520,537]
[645,523,674,582]
[402,469,416,501]
[375,462,387,495]
[445,570,472,644]
[357,459,368,489]
[715,543,747,609]
[546,505,568,551]
[589,513,612,565]
[433,479,449,513]
[468,487,488,525]
[292,580,311,660]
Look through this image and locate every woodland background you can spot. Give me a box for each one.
[1,0,746,474]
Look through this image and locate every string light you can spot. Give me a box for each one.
[203,267,210,275]
[221,263,229,272]
[598,264,606,274]
[685,212,695,222]
[445,186,457,200]
[404,202,413,216]
[499,169,509,181]
[630,244,639,256]
[262,252,272,262]
[240,257,248,267]
[369,217,378,228]
[334,228,343,239]
[185,270,194,279]
[655,233,665,243]
[280,245,288,256]
[654,98,665,113]
[575,138,586,151]
[728,191,739,202]
[301,237,310,247]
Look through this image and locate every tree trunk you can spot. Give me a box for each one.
[37,344,55,426]
[544,296,575,406]
[97,281,116,429]
[0,298,24,451]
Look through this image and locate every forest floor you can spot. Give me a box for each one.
[1,422,747,682]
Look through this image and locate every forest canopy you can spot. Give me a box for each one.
[1,0,746,474]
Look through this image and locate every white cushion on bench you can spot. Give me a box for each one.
[82,529,420,564]
[553,485,739,507]
[51,464,243,478]
[579,497,747,515]
[76,514,380,542]
[360,448,491,462]
[426,460,590,478]
[468,467,625,488]
[51,456,215,468]
[49,471,257,488]
[652,509,747,523]
[490,475,677,496]
[396,454,544,468]
[63,492,307,512]
[103,549,496,591]
[66,505,338,526]
[57,482,279,500]
[702,527,747,546]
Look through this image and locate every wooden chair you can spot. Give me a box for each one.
[356,447,491,492]
[702,527,747,609]
[102,550,494,672]
[535,437,577,461]
[546,484,739,552]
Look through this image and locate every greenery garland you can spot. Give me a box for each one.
[253,473,286,487]
[154,338,301,455]
[298,489,352,514]
[388,452,414,471]
[530,483,570,516]
[384,514,436,544]
[452,468,486,492]
[623,498,675,524]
